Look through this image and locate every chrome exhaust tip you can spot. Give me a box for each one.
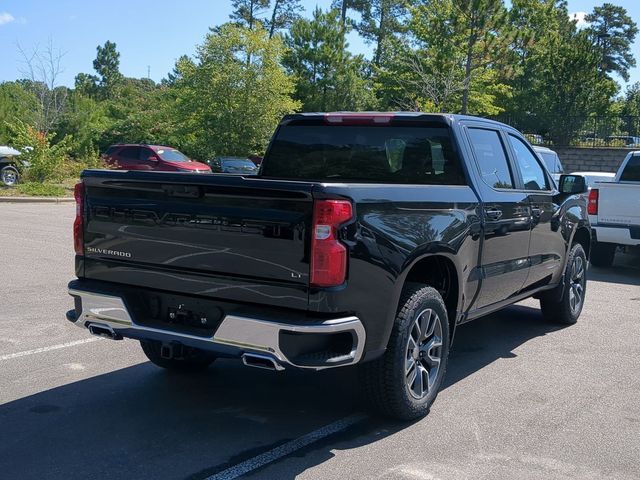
[87,323,122,340]
[242,353,284,371]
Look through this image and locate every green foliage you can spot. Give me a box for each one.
[231,0,270,29]
[172,23,300,159]
[622,82,640,117]
[93,41,123,99]
[585,3,638,82]
[5,119,72,182]
[15,182,66,197]
[284,8,375,112]
[353,0,408,66]
[267,0,303,38]
[382,0,512,115]
[0,82,39,144]
[57,92,110,158]
[1,0,639,192]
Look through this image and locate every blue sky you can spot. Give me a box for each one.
[0,0,638,90]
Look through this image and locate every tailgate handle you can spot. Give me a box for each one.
[162,185,202,198]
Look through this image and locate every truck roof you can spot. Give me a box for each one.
[281,112,509,128]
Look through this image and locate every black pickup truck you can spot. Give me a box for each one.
[67,113,591,420]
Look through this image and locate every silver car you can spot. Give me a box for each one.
[533,146,564,184]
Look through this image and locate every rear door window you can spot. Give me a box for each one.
[467,128,514,189]
[262,124,466,185]
[118,147,140,162]
[508,135,550,191]
[620,155,640,182]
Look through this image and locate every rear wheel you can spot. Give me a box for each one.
[359,285,450,420]
[590,242,616,268]
[140,340,216,372]
[1,166,19,186]
[540,243,587,325]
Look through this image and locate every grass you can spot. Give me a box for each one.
[0,181,73,197]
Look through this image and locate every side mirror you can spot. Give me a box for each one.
[559,174,587,195]
[148,155,160,162]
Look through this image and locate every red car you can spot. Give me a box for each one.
[103,144,211,173]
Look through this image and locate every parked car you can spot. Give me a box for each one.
[103,144,211,173]
[0,146,27,186]
[67,113,590,420]
[533,146,564,184]
[207,156,259,174]
[587,151,640,267]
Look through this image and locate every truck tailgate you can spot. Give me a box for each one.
[597,182,640,226]
[80,171,314,309]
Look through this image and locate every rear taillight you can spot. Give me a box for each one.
[73,182,84,255]
[310,200,353,287]
[587,188,599,215]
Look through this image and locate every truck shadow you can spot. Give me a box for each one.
[0,305,562,480]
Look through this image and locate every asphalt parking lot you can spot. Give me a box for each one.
[1,203,639,480]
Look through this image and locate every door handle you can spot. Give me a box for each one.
[484,208,503,221]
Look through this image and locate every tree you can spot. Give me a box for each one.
[622,82,640,116]
[171,23,299,159]
[57,91,110,159]
[330,0,364,26]
[449,0,513,114]
[353,0,408,66]
[93,41,123,98]
[17,39,68,134]
[267,0,303,38]
[406,0,512,115]
[585,3,638,81]
[162,55,195,86]
[0,82,39,144]
[284,8,375,112]
[230,0,270,30]
[74,72,99,97]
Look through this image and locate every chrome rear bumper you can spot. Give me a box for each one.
[68,287,365,370]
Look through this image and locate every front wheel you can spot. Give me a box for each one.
[140,340,216,372]
[540,243,587,325]
[359,285,450,420]
[1,166,19,186]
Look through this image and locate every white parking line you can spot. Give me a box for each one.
[206,413,367,480]
[0,337,100,361]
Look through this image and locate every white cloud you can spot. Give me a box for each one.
[0,12,15,26]
[570,11,589,28]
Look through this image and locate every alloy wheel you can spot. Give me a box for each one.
[1,169,18,186]
[405,308,443,399]
[569,255,586,315]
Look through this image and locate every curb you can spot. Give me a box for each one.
[0,196,74,204]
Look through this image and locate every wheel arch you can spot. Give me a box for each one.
[388,253,462,345]
[571,225,591,260]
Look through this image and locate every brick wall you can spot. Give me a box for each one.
[553,147,635,173]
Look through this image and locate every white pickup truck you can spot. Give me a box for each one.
[588,151,640,267]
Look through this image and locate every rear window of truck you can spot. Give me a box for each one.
[620,155,640,182]
[262,125,466,185]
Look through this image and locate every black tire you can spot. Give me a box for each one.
[140,340,216,372]
[590,242,616,268]
[540,243,587,325]
[359,284,450,421]
[1,166,19,186]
